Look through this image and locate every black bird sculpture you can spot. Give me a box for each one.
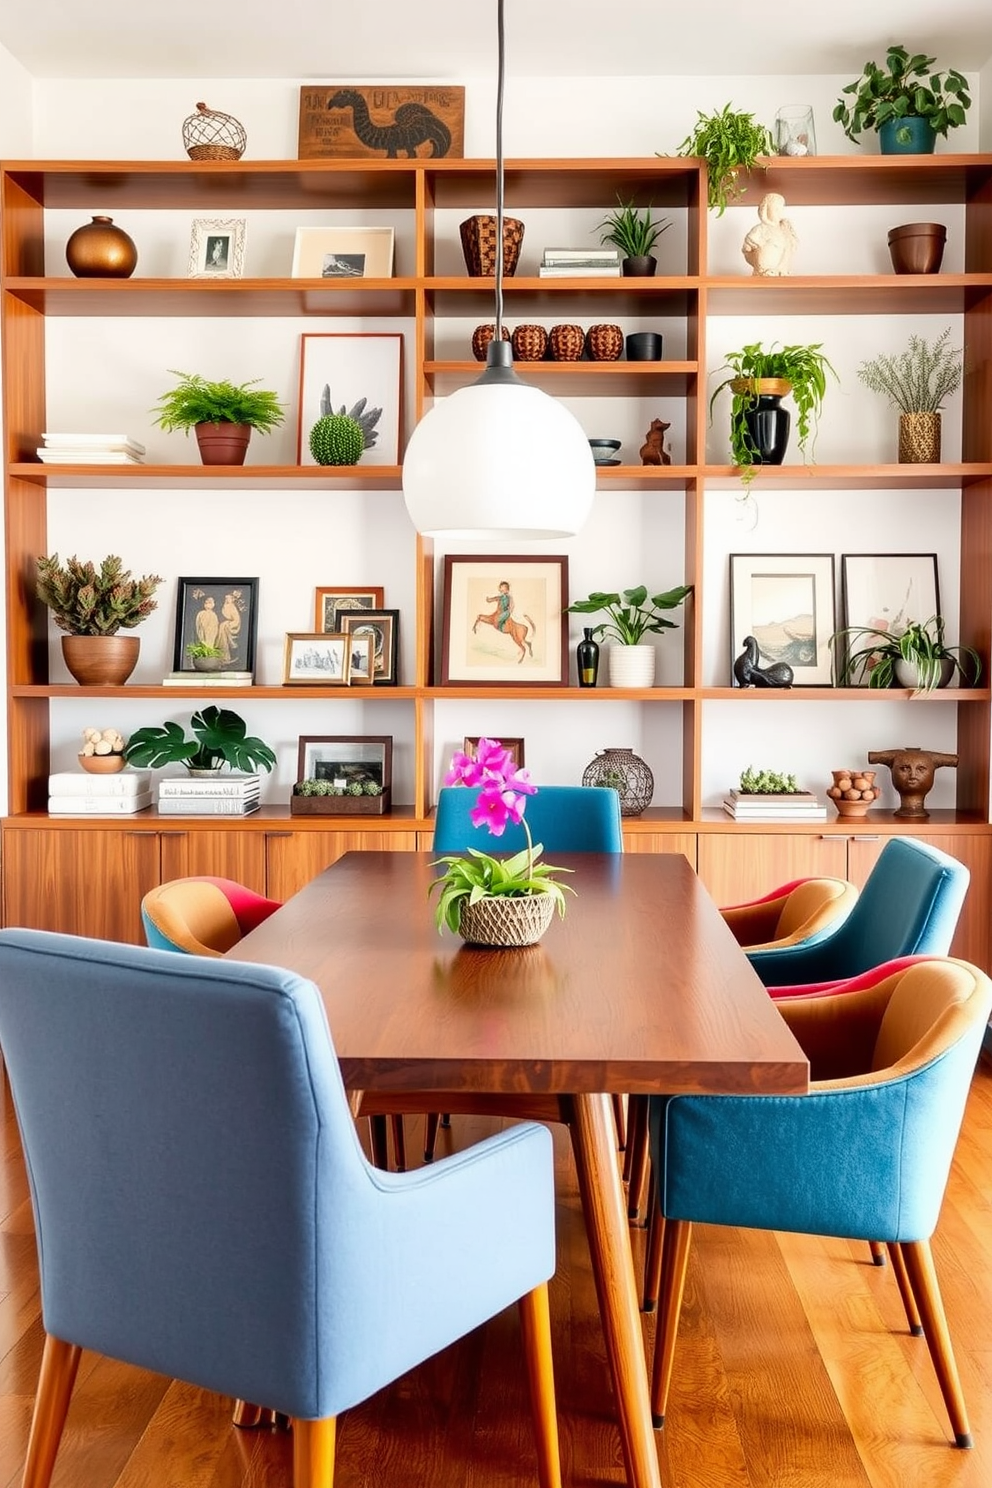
[733,635,794,688]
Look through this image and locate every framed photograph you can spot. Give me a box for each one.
[291,227,395,279]
[840,553,940,685]
[441,555,569,687]
[284,632,351,686]
[344,630,375,685]
[729,554,836,687]
[297,333,403,467]
[464,736,525,769]
[173,578,258,676]
[314,586,385,633]
[339,608,400,685]
[188,218,247,279]
[297,732,392,786]
[298,84,465,160]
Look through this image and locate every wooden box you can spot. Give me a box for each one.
[290,790,390,816]
[298,85,464,160]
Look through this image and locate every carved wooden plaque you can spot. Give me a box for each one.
[298,85,465,160]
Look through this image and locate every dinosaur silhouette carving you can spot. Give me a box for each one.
[327,90,452,158]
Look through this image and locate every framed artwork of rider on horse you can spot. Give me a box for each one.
[298,85,465,161]
[440,555,569,687]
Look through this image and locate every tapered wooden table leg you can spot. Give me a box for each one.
[569,1092,662,1488]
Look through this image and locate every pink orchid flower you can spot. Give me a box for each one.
[470,782,527,836]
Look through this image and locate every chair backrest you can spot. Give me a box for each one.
[433,784,623,854]
[774,879,855,941]
[749,837,969,986]
[141,876,281,955]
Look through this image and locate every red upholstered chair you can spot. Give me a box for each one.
[720,876,859,951]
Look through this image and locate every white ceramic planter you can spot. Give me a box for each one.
[894,657,954,690]
[607,644,656,688]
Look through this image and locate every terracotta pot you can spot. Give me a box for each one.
[61,635,139,686]
[826,769,880,818]
[887,222,946,275]
[64,215,137,278]
[194,422,252,465]
[79,753,126,774]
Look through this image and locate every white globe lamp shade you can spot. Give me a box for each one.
[402,366,596,540]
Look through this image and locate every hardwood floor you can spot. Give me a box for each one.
[2,1064,992,1488]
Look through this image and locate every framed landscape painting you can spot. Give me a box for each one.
[729,554,835,686]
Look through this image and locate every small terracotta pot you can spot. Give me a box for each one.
[826,769,880,818]
[195,422,252,465]
[62,635,139,686]
[887,222,946,275]
[79,753,126,774]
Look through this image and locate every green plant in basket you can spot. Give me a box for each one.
[429,738,573,935]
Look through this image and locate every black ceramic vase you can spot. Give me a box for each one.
[577,628,600,687]
[743,394,791,465]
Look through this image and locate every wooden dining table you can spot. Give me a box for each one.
[231,850,809,1488]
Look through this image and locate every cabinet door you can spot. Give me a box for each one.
[623,833,697,867]
[696,834,848,909]
[265,830,419,903]
[846,834,991,973]
[1,828,162,943]
[158,828,267,895]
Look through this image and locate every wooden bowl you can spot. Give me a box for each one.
[79,753,126,774]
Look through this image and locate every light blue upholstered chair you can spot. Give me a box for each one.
[747,837,969,993]
[645,957,992,1448]
[0,928,561,1488]
[432,783,624,856]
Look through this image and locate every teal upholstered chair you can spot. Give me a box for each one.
[645,957,992,1448]
[0,927,562,1488]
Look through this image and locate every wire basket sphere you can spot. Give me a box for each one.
[582,747,654,816]
[183,102,247,162]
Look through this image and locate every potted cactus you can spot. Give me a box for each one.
[152,370,285,466]
[309,412,365,466]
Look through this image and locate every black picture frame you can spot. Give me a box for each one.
[173,577,259,676]
[339,608,400,685]
[296,735,393,792]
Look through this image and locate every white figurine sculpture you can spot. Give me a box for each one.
[742,192,798,277]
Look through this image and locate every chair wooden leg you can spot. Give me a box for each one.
[900,1239,972,1448]
[22,1333,81,1488]
[886,1242,923,1335]
[869,1240,887,1266]
[233,1401,290,1429]
[650,1218,692,1429]
[293,1416,336,1488]
[624,1094,649,1222]
[390,1114,406,1171]
[423,1112,441,1162]
[642,1181,664,1314]
[518,1282,563,1488]
[369,1113,389,1168]
[612,1092,627,1151]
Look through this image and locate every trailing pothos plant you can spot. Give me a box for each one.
[672,104,774,215]
[833,46,971,144]
[709,341,838,480]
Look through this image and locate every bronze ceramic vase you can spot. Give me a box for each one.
[65,216,138,278]
[61,635,140,686]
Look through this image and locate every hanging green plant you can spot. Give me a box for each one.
[672,104,774,215]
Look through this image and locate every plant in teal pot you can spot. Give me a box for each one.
[833,47,971,154]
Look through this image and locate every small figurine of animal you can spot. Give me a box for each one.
[639,418,672,466]
[733,635,794,689]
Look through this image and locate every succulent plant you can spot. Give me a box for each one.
[319,387,382,449]
[309,413,365,466]
[37,553,163,636]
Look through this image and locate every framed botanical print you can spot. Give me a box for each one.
[729,554,836,686]
[297,333,403,466]
[440,555,569,686]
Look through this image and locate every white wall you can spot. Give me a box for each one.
[7,70,988,812]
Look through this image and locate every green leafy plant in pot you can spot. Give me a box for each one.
[595,196,671,276]
[856,326,962,464]
[672,104,774,215]
[566,584,692,688]
[152,370,285,466]
[709,341,838,483]
[36,552,163,686]
[833,46,971,154]
[831,614,981,696]
[124,706,277,774]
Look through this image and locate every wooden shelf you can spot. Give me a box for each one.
[8,463,404,489]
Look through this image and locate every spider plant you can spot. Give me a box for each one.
[832,614,982,694]
[672,104,774,215]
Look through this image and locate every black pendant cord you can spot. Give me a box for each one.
[494,0,506,340]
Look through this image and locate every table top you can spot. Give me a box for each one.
[233,851,809,1098]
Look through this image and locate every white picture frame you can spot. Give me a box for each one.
[291,226,395,279]
[188,218,247,279]
[297,333,403,467]
[729,553,836,687]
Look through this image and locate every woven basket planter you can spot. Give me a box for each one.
[511,323,549,361]
[549,323,585,362]
[458,892,556,948]
[585,323,624,361]
[182,102,247,162]
[899,412,941,464]
[459,215,524,277]
[471,323,511,361]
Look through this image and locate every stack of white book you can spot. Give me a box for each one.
[162,670,253,687]
[37,433,146,465]
[158,772,261,816]
[722,789,827,822]
[539,247,621,277]
[49,769,153,815]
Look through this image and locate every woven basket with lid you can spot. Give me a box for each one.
[183,102,247,162]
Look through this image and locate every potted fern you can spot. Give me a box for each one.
[856,327,962,464]
[709,341,838,481]
[152,370,286,466]
[36,552,163,686]
[595,196,671,276]
[673,104,774,215]
[833,46,971,154]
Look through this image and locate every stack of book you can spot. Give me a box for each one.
[37,432,146,465]
[723,789,827,822]
[162,670,253,687]
[158,772,261,816]
[539,247,621,278]
[48,769,153,815]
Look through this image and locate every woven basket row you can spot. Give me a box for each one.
[471,322,623,362]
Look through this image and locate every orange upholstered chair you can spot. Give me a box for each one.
[720,876,859,951]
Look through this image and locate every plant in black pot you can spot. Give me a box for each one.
[833,46,971,154]
[152,370,286,467]
[673,104,774,215]
[595,196,671,277]
[709,340,838,482]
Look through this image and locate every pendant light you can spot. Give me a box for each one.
[402,0,596,540]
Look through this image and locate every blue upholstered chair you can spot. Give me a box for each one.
[0,927,561,1488]
[747,837,969,993]
[432,783,624,856]
[645,957,992,1448]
